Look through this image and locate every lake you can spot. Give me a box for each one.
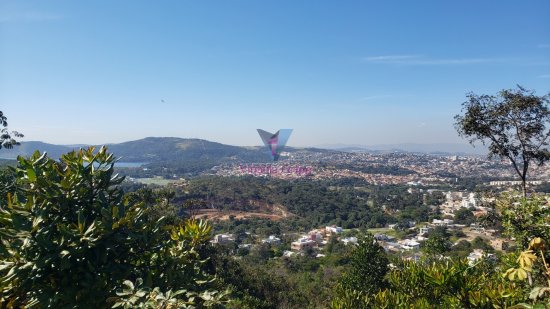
[91,162,148,168]
[116,162,148,168]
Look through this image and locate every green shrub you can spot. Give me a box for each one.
[0,147,225,308]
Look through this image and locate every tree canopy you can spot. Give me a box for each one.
[0,111,23,149]
[338,234,389,295]
[455,86,550,196]
[0,147,226,307]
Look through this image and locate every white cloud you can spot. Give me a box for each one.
[538,43,550,48]
[539,74,550,78]
[363,55,419,61]
[363,55,509,65]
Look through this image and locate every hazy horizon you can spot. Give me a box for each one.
[8,136,487,156]
[1,1,549,147]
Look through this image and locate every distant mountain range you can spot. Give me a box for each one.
[0,137,264,162]
[0,141,76,160]
[316,143,488,155]
[0,138,487,165]
[0,137,333,164]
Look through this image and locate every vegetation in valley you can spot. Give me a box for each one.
[0,145,549,308]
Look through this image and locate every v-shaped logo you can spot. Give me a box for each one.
[257,129,293,161]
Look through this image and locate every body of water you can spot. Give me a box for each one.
[91,162,148,168]
[116,162,148,168]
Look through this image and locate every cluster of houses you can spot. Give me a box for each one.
[288,226,345,252]
[439,191,496,220]
[283,225,361,258]
[381,215,506,254]
[467,249,496,265]
[211,225,352,258]
[374,232,423,252]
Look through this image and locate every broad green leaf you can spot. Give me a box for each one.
[26,168,36,182]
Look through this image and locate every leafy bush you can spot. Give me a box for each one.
[0,147,225,307]
[332,193,550,308]
[332,257,523,308]
[503,237,550,307]
[337,234,389,296]
[497,193,550,247]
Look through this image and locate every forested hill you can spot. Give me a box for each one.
[0,137,327,163]
[0,141,75,160]
[105,137,267,162]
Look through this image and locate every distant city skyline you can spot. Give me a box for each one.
[1,1,549,148]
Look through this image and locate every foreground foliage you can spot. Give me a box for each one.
[497,193,550,247]
[331,194,550,308]
[338,234,389,295]
[332,255,545,308]
[0,147,225,308]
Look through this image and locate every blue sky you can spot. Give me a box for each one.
[1,1,549,147]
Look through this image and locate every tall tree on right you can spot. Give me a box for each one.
[455,86,550,197]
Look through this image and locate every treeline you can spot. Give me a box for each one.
[177,176,444,229]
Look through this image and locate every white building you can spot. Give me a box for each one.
[432,219,453,226]
[400,239,420,250]
[374,234,390,241]
[467,249,495,266]
[419,226,432,235]
[489,180,543,186]
[382,242,401,252]
[325,226,343,234]
[212,234,234,244]
[460,192,478,208]
[283,250,296,258]
[262,235,281,245]
[308,231,324,243]
[470,223,485,233]
[291,236,316,251]
[341,237,358,246]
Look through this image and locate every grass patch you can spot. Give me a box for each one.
[133,177,175,186]
[367,228,399,238]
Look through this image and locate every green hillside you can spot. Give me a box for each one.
[0,137,326,173]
